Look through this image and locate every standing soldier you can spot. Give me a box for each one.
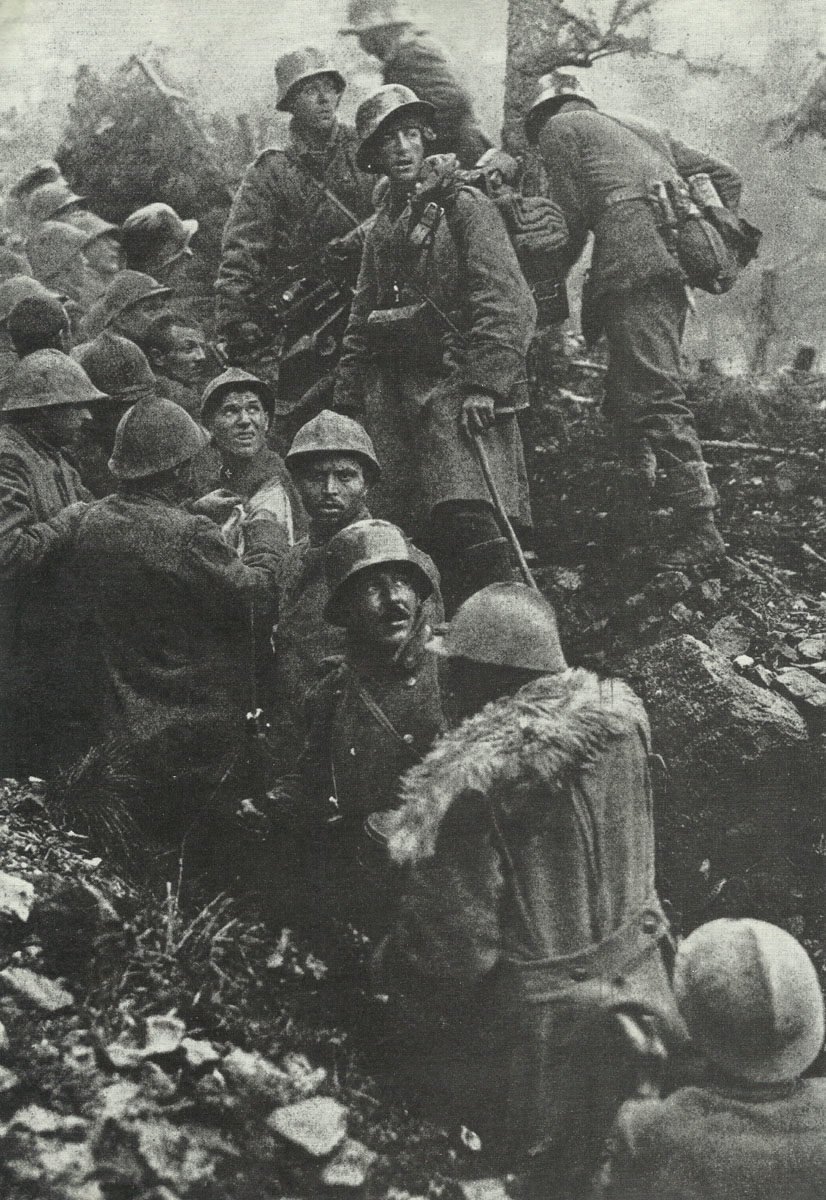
[0,351,104,776]
[215,48,375,361]
[375,583,683,1193]
[333,85,535,606]
[340,0,491,166]
[525,75,743,570]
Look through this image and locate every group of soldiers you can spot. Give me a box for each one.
[1,2,823,1198]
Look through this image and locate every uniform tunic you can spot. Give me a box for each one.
[334,170,535,538]
[0,423,91,775]
[536,107,742,469]
[215,123,375,333]
[377,669,683,1164]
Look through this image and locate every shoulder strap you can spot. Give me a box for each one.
[350,671,420,760]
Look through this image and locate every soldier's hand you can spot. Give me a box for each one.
[227,320,264,348]
[461,392,497,436]
[191,489,243,523]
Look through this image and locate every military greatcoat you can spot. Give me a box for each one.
[333,166,535,539]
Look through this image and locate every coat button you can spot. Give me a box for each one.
[570,966,588,982]
[349,747,356,757]
[402,733,414,744]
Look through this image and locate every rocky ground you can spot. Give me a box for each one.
[0,360,824,1199]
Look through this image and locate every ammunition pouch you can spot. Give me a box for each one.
[673,210,740,295]
[365,300,432,355]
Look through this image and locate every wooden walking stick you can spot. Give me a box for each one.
[471,429,539,591]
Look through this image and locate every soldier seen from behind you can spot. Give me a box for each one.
[333,85,535,608]
[526,73,745,571]
[340,0,491,166]
[7,295,72,357]
[374,584,684,1197]
[215,47,375,389]
[0,351,105,776]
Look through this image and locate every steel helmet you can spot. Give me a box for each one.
[675,918,825,1083]
[355,85,436,170]
[428,582,567,673]
[0,349,107,413]
[285,409,380,482]
[73,332,157,405]
[0,276,65,327]
[26,221,90,283]
[64,210,120,245]
[275,47,346,113]
[98,271,172,328]
[10,160,64,203]
[200,367,274,425]
[324,518,433,625]
[108,397,208,481]
[120,203,198,270]
[525,72,595,145]
[0,248,32,282]
[341,0,413,35]
[26,181,87,225]
[7,295,70,350]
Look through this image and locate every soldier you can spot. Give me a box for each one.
[0,276,64,382]
[197,367,305,553]
[333,85,535,606]
[215,47,375,353]
[25,180,88,228]
[525,74,743,570]
[139,313,210,416]
[340,0,491,166]
[8,161,65,222]
[7,295,72,357]
[26,221,101,328]
[79,269,172,343]
[0,351,104,776]
[602,919,826,1200]
[72,332,159,497]
[299,519,445,936]
[0,249,32,282]
[64,211,122,285]
[120,203,198,285]
[375,584,683,1190]
[72,398,284,850]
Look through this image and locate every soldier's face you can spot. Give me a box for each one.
[290,77,341,137]
[376,123,425,184]
[85,235,121,279]
[296,454,367,535]
[159,324,208,385]
[210,389,269,460]
[345,567,420,649]
[29,402,91,448]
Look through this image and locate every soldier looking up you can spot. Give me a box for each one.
[333,85,535,608]
[340,0,491,166]
[215,47,375,353]
[526,74,743,571]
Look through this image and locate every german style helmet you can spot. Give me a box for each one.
[524,72,595,144]
[275,47,346,112]
[285,409,380,481]
[324,518,433,625]
[355,85,435,169]
[0,349,107,412]
[428,582,568,674]
[200,368,274,425]
[108,397,208,480]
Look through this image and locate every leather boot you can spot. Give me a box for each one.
[658,460,726,570]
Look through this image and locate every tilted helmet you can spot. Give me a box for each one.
[26,180,87,225]
[524,71,595,145]
[0,276,65,327]
[99,271,172,329]
[275,47,346,113]
[340,0,413,35]
[428,582,568,673]
[120,203,198,269]
[9,160,64,203]
[200,367,274,425]
[285,408,380,482]
[26,221,90,283]
[675,918,825,1084]
[0,348,107,413]
[324,518,433,625]
[73,332,157,405]
[108,397,208,481]
[355,85,436,170]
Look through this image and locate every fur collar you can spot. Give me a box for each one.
[385,668,649,864]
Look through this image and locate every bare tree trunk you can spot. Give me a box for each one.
[751,268,779,375]
[503,0,570,155]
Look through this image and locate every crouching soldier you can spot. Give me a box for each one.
[374,584,683,1193]
[333,85,535,607]
[299,519,445,937]
[602,918,826,1200]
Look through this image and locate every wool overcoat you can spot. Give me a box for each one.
[377,668,683,1158]
[333,173,535,536]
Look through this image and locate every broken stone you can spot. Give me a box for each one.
[9,1105,87,1136]
[0,1019,9,1053]
[773,668,826,730]
[797,634,826,661]
[142,1014,185,1057]
[269,1096,348,1157]
[744,663,775,691]
[102,1041,145,1071]
[0,1064,19,1092]
[668,602,694,625]
[0,967,73,1012]
[222,1047,292,1104]
[321,1137,377,1188]
[697,578,723,607]
[708,615,751,658]
[459,1181,511,1200]
[0,872,35,922]
[139,1060,177,1100]
[808,660,826,681]
[647,570,692,602]
[181,1037,221,1070]
[280,1052,327,1098]
[733,655,755,672]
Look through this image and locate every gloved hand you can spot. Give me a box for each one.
[460,391,496,436]
[190,488,243,523]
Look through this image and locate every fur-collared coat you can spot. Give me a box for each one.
[376,668,682,1159]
